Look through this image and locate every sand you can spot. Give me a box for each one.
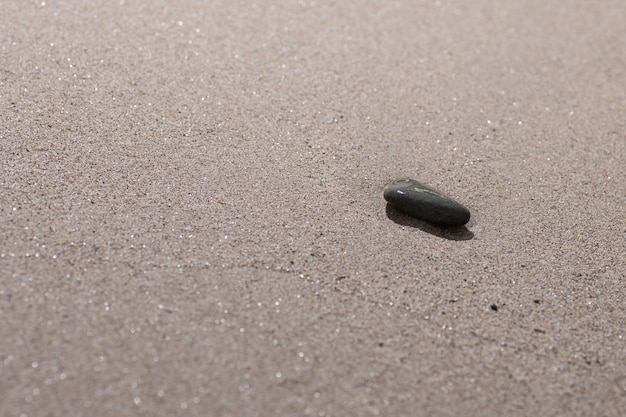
[1,0,625,416]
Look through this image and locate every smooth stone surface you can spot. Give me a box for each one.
[384,178,471,227]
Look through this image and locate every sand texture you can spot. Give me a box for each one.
[1,1,625,416]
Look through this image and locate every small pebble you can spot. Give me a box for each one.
[384,178,470,227]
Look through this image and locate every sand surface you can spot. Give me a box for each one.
[1,1,625,416]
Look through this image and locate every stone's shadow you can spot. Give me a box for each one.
[385,204,474,241]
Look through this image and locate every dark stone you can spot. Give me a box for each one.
[383,178,470,227]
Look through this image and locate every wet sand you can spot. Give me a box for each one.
[1,1,625,415]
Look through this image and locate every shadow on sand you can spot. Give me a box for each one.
[385,204,474,241]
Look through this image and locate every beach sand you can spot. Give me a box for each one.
[1,0,625,415]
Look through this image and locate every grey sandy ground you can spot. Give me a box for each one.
[1,1,625,416]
